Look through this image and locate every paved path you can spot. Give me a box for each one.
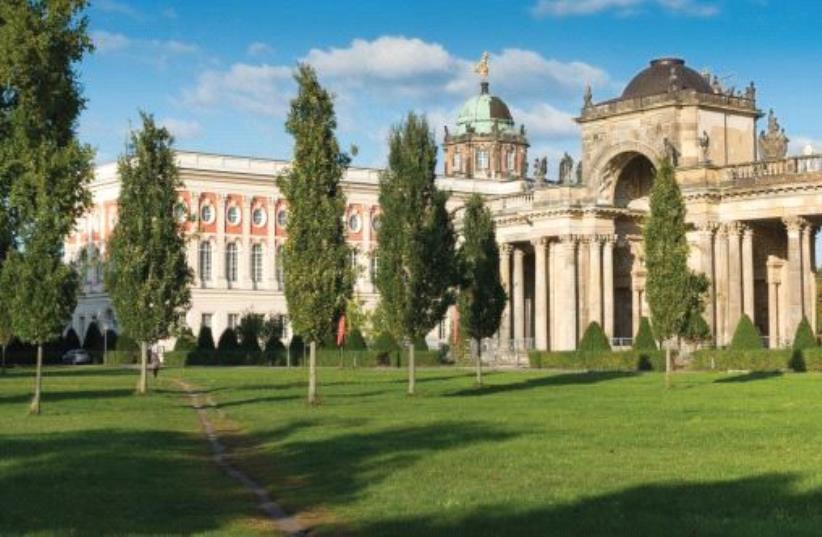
[174,379,308,536]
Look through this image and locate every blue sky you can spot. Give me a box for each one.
[80,0,822,171]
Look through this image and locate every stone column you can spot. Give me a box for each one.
[532,237,549,351]
[727,222,743,335]
[513,247,526,348]
[802,224,814,324]
[215,194,227,289]
[697,223,716,343]
[602,236,615,341]
[767,256,781,348]
[714,225,729,345]
[498,244,512,350]
[588,236,603,327]
[557,236,578,351]
[784,217,805,341]
[742,226,755,323]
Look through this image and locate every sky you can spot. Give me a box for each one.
[80,0,822,173]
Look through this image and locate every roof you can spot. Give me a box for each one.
[621,58,712,99]
[454,82,517,136]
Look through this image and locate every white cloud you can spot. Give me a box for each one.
[160,118,202,140]
[92,31,130,53]
[510,103,579,139]
[183,63,294,117]
[304,36,454,81]
[789,136,822,156]
[247,42,275,57]
[531,0,718,17]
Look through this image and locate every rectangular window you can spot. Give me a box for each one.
[475,150,489,171]
[452,152,462,172]
[251,244,263,284]
[506,151,515,172]
[227,313,239,330]
[201,313,212,328]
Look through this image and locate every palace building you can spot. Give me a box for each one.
[67,57,822,359]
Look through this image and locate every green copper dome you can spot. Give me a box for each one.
[454,82,516,136]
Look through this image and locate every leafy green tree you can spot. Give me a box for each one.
[0,299,11,374]
[276,64,353,404]
[792,317,816,351]
[457,194,506,386]
[196,326,215,351]
[579,322,611,353]
[643,158,708,378]
[104,113,192,394]
[729,314,763,350]
[376,112,458,395]
[0,0,94,413]
[344,328,367,350]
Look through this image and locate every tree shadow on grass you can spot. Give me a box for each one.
[0,388,136,405]
[0,429,268,535]
[714,371,783,384]
[250,421,517,514]
[1,366,136,379]
[355,473,822,536]
[446,371,638,397]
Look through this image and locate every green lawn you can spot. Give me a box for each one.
[3,366,822,535]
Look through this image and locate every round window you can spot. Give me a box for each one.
[226,205,241,225]
[252,207,267,227]
[200,204,214,224]
[174,202,188,223]
[276,209,288,228]
[348,213,361,232]
[371,214,382,231]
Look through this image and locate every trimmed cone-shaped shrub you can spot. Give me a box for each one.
[372,332,400,352]
[289,335,306,364]
[196,326,215,351]
[730,314,763,350]
[104,330,118,351]
[344,328,367,350]
[217,328,239,351]
[62,328,81,351]
[793,317,816,350]
[633,317,657,351]
[579,321,611,353]
[83,322,104,351]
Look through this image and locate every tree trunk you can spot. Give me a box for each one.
[475,338,483,386]
[408,342,416,396]
[30,344,43,415]
[137,341,148,395]
[665,345,672,389]
[308,340,317,404]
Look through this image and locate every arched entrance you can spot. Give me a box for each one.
[610,153,656,342]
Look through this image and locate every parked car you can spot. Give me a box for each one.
[62,349,91,365]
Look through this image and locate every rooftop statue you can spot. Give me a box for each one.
[559,153,574,184]
[583,84,593,110]
[474,51,490,81]
[759,109,789,160]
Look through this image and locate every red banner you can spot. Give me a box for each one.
[336,315,346,347]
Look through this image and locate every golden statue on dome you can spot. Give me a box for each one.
[474,51,490,80]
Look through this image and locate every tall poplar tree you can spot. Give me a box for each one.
[376,113,457,395]
[276,64,353,405]
[0,0,94,413]
[105,113,192,394]
[643,157,706,377]
[457,194,506,386]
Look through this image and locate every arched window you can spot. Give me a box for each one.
[475,150,489,170]
[226,242,238,283]
[275,245,285,289]
[251,243,263,284]
[198,241,212,282]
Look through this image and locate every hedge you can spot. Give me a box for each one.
[528,350,665,371]
[161,348,447,368]
[690,349,793,371]
[104,350,138,366]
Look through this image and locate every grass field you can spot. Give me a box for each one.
[3,366,822,535]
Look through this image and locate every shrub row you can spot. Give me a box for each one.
[529,350,665,371]
[691,347,822,372]
[161,348,446,368]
